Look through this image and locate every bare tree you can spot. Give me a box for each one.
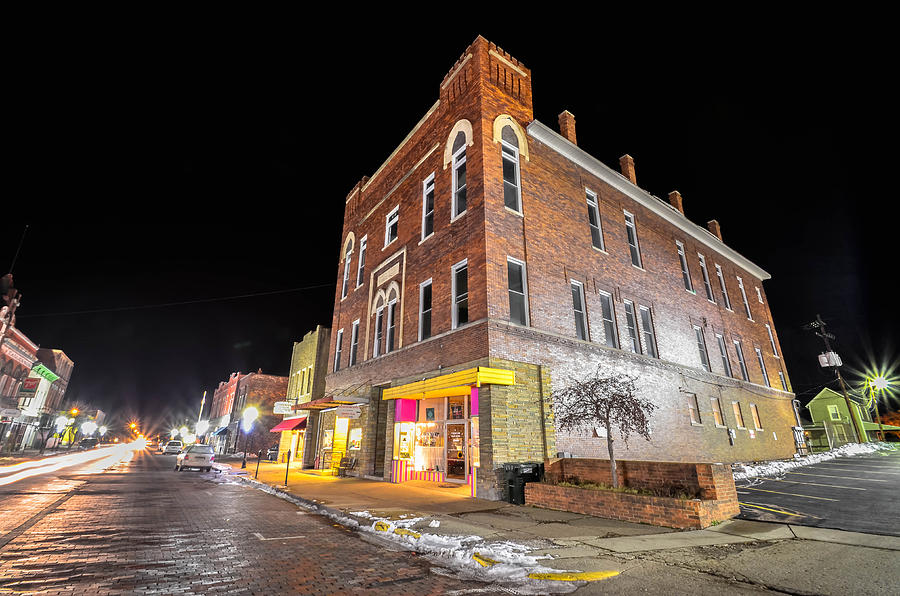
[552,367,656,488]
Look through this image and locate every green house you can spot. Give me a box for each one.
[804,388,900,451]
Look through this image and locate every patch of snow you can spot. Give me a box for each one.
[733,442,897,481]
[429,519,441,528]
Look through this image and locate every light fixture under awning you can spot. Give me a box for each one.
[270,417,307,432]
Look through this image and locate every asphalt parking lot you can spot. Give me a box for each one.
[736,448,900,536]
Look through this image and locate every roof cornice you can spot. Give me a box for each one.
[526,120,771,281]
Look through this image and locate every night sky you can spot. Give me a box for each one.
[3,19,895,433]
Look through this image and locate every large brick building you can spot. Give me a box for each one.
[324,36,799,499]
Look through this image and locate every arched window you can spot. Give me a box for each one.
[373,294,385,357]
[451,131,467,218]
[385,286,399,353]
[341,243,352,299]
[500,125,521,212]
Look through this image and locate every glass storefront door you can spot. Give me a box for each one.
[445,422,467,481]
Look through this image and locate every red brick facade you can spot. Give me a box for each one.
[325,36,799,499]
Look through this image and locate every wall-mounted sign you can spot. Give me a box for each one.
[273,401,293,414]
[335,405,361,419]
[1,408,22,418]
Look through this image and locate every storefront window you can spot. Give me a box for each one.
[448,395,465,419]
[393,422,414,460]
[349,427,362,450]
[322,430,333,449]
[469,417,480,468]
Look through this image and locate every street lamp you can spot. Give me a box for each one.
[81,421,98,436]
[241,406,259,469]
[196,420,210,437]
[867,375,890,441]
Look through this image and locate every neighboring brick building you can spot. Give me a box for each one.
[208,372,244,454]
[324,36,799,499]
[228,370,288,455]
[272,325,331,467]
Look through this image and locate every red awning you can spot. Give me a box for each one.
[270,417,307,433]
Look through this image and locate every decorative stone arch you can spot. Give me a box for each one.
[385,280,401,303]
[340,232,356,262]
[443,119,474,169]
[372,288,388,313]
[492,114,529,161]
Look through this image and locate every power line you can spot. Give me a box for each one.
[17,283,334,318]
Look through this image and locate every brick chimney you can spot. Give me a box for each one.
[707,220,723,241]
[668,191,685,215]
[558,111,577,145]
[619,154,636,184]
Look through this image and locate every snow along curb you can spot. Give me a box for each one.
[732,442,897,481]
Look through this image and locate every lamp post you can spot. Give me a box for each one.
[241,407,258,469]
[867,375,889,441]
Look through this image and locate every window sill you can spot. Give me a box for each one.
[715,424,727,429]
[419,233,434,246]
[450,210,468,224]
[504,206,524,217]
[382,238,397,251]
[592,246,608,255]
[691,422,704,427]
[631,264,646,272]
[707,299,717,305]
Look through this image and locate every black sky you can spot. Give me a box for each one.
[3,16,896,430]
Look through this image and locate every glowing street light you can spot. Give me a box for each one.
[81,421,98,436]
[179,426,189,438]
[98,426,108,437]
[241,407,259,469]
[55,416,68,432]
[170,428,178,439]
[867,375,891,441]
[196,420,210,437]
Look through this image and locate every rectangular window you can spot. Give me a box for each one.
[341,250,351,299]
[571,281,588,341]
[452,260,468,328]
[507,258,528,326]
[586,190,604,250]
[698,254,714,302]
[827,404,840,421]
[756,286,764,303]
[734,340,750,381]
[639,305,658,358]
[766,324,779,358]
[732,402,746,428]
[737,276,752,320]
[715,264,731,309]
[779,371,788,391]
[349,320,359,366]
[750,404,763,429]
[305,366,312,394]
[755,347,770,387]
[419,279,432,341]
[333,329,344,372]
[688,394,702,424]
[374,307,384,357]
[422,174,435,240]
[623,300,640,354]
[676,241,693,291]
[452,145,467,217]
[356,236,367,287]
[386,300,397,353]
[624,211,642,267]
[716,334,733,377]
[385,206,399,247]
[599,292,618,348]
[502,141,521,212]
[694,325,710,372]
[711,397,725,426]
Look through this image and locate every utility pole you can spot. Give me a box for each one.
[804,314,865,443]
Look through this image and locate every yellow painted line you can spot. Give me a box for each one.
[528,571,619,582]
[765,478,865,490]
[787,471,887,482]
[815,464,900,475]
[739,502,804,517]
[741,501,822,519]
[393,528,421,539]
[472,553,499,567]
[374,521,390,532]
[740,487,839,501]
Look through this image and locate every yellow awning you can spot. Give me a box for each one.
[382,367,515,400]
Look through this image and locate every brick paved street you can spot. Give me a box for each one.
[0,446,489,595]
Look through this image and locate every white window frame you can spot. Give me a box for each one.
[501,132,522,213]
[451,143,467,219]
[598,291,618,349]
[373,303,385,358]
[755,286,764,304]
[571,280,589,341]
[421,173,435,242]
[734,339,750,381]
[623,300,640,354]
[333,328,344,372]
[737,276,753,320]
[586,190,605,251]
[356,235,367,288]
[419,279,433,341]
[716,334,733,377]
[755,347,771,387]
[506,257,529,326]
[732,401,746,429]
[385,205,399,248]
[715,264,732,310]
[676,241,693,292]
[711,397,726,427]
[639,305,658,358]
[385,296,398,353]
[779,371,788,391]
[624,210,642,268]
[451,259,468,329]
[694,325,710,372]
[827,404,841,421]
[750,403,763,430]
[698,254,715,302]
[349,320,360,366]
[688,394,702,425]
[341,245,352,299]
[766,324,779,358]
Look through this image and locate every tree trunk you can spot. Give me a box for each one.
[606,421,618,488]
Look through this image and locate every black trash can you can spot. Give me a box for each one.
[502,463,537,505]
[508,474,526,505]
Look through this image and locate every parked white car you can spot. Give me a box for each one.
[175,444,215,472]
[163,440,183,455]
